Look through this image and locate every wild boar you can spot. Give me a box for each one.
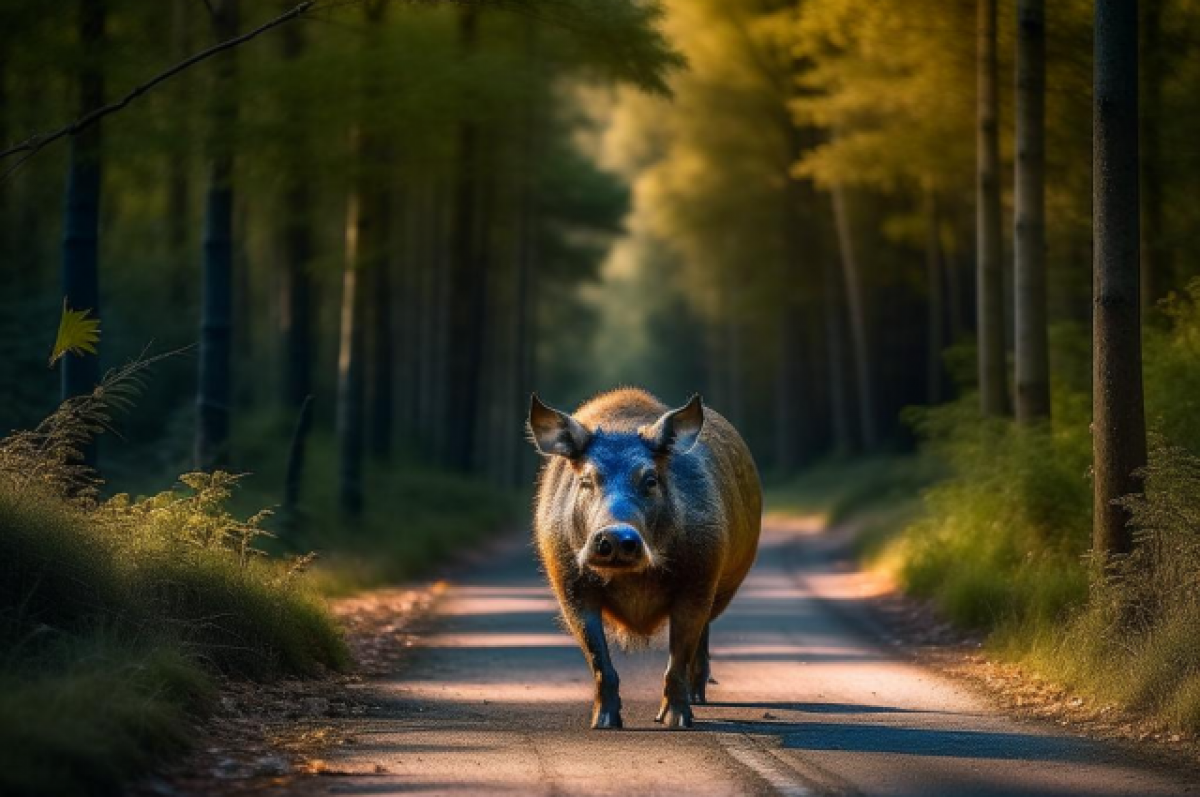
[527,387,762,729]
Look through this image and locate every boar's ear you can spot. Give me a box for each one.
[528,394,591,459]
[642,394,704,455]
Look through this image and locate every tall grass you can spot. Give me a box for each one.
[0,365,346,796]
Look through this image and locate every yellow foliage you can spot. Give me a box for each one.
[49,299,101,366]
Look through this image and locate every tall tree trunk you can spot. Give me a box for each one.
[830,184,876,449]
[360,0,393,463]
[445,6,486,472]
[512,20,542,488]
[196,0,239,471]
[278,14,312,410]
[166,0,191,319]
[1014,0,1050,424]
[1093,0,1146,559]
[337,180,367,518]
[61,0,105,447]
[924,186,946,406]
[369,186,394,462]
[976,0,1008,416]
[775,307,799,472]
[821,250,852,457]
[1139,0,1167,319]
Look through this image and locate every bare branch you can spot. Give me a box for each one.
[0,0,315,181]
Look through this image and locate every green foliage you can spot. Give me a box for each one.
[877,287,1200,732]
[231,410,517,595]
[764,454,940,524]
[0,371,346,796]
[0,636,210,797]
[889,397,1092,630]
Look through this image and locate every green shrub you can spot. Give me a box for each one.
[888,395,1092,630]
[0,366,346,796]
[887,286,1200,733]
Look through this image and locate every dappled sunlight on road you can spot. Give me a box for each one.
[286,520,1195,796]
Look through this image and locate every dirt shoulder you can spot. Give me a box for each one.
[824,510,1200,778]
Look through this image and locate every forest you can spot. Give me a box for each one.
[3,0,1200,794]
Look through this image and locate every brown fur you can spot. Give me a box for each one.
[530,387,762,727]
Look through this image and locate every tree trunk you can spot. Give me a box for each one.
[1139,0,1167,319]
[924,186,946,406]
[976,0,1008,416]
[337,182,367,519]
[196,0,239,471]
[1014,0,1050,424]
[282,394,313,536]
[1093,0,1146,558]
[278,15,312,410]
[513,20,542,488]
[830,184,876,449]
[445,5,486,472]
[821,251,852,457]
[166,0,191,319]
[61,0,105,449]
[367,167,394,462]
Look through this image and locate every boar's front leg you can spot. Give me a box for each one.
[569,608,623,729]
[656,599,711,729]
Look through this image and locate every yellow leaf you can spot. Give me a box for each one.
[50,298,101,366]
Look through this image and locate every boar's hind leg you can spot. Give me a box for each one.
[576,611,622,729]
[687,624,712,704]
[656,602,710,729]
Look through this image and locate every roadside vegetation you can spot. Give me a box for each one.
[0,366,347,797]
[776,284,1200,735]
[230,411,518,595]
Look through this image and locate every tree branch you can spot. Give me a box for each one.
[0,0,315,181]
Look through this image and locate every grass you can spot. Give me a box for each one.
[764,454,940,524]
[0,372,349,796]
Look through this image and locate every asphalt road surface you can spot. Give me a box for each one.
[297,516,1195,796]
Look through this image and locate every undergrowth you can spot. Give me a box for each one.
[230,411,519,596]
[875,284,1200,735]
[0,361,346,796]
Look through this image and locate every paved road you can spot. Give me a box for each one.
[300,516,1194,796]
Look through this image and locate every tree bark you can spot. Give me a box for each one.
[976,0,1008,416]
[166,0,191,319]
[821,250,852,457]
[830,184,876,449]
[1093,0,1146,559]
[512,19,542,487]
[1014,0,1050,424]
[278,14,312,410]
[1139,0,1167,319]
[282,394,313,536]
[61,0,105,434]
[196,0,239,471]
[337,181,367,519]
[924,186,946,406]
[445,5,486,472]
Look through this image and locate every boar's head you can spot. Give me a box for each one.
[528,394,704,575]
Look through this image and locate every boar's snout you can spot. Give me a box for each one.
[583,524,647,571]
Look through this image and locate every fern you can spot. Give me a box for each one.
[0,352,170,503]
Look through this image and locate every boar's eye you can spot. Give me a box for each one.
[642,474,660,492]
[579,475,595,490]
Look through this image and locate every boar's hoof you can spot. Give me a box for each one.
[591,706,623,730]
[654,700,694,729]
